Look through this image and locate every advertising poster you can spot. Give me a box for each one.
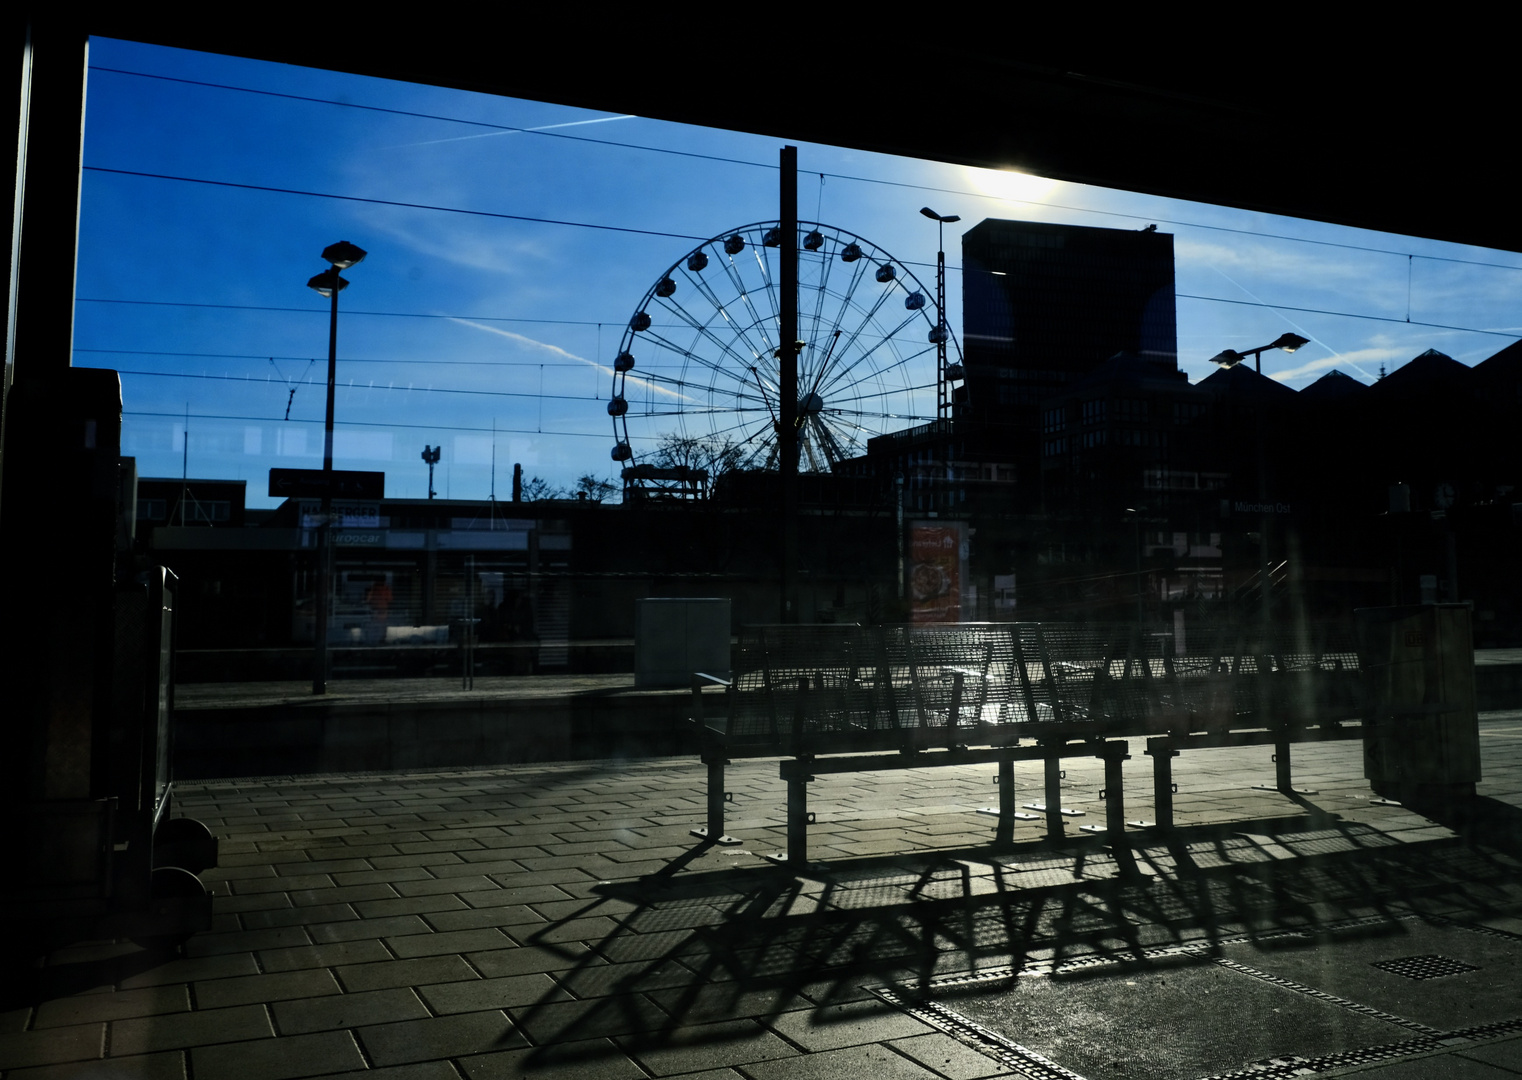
[909,521,965,623]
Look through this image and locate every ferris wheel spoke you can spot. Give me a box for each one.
[681,268,779,382]
[806,413,852,468]
[826,379,939,407]
[800,428,825,473]
[716,246,777,363]
[821,386,937,413]
[632,405,774,422]
[800,256,871,394]
[712,414,774,443]
[750,245,784,344]
[637,325,765,398]
[812,290,900,401]
[820,332,934,401]
[651,296,769,385]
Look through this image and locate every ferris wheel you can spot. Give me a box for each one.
[607,221,962,490]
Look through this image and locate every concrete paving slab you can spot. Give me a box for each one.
[2,1049,186,1080]
[889,1031,1023,1078]
[190,1029,364,1080]
[8,718,1522,1080]
[30,986,189,1030]
[458,1038,646,1079]
[355,1010,526,1066]
[616,1018,800,1075]
[270,987,431,1035]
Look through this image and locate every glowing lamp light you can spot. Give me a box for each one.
[306,268,347,297]
[321,240,367,269]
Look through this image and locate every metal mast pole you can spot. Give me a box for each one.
[920,208,959,420]
[936,230,947,418]
[313,281,339,695]
[779,146,799,622]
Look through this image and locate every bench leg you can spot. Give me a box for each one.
[995,752,1015,845]
[1043,747,1065,843]
[786,769,809,867]
[690,757,741,846]
[1149,739,1178,831]
[1100,742,1129,845]
[1254,733,1316,796]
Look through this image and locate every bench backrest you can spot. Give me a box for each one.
[708,621,1365,752]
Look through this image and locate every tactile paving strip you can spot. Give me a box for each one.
[872,912,1522,1080]
[871,986,1091,1080]
[1371,953,1480,981]
[1209,955,1443,1036]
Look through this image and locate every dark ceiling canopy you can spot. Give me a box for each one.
[71,19,1522,254]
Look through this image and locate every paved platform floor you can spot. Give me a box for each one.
[7,714,1522,1079]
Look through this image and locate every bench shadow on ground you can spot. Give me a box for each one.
[506,797,1522,1063]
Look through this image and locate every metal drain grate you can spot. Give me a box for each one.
[1372,954,1479,981]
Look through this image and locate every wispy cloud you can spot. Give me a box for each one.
[1271,343,1407,384]
[449,318,690,401]
[390,114,637,151]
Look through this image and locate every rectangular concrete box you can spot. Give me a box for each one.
[634,598,730,688]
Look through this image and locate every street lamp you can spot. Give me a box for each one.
[422,444,441,500]
[306,239,366,695]
[1209,332,1309,374]
[920,208,961,418]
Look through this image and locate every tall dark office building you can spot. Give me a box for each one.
[853,218,1180,520]
[959,219,1178,433]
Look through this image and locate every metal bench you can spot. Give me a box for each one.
[690,623,1134,865]
[690,621,1367,866]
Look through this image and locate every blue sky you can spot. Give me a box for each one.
[76,38,1522,507]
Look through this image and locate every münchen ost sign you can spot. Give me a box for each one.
[1233,500,1292,515]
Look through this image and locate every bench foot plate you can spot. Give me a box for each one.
[690,827,742,846]
[977,807,1040,820]
[1024,803,1085,817]
[762,852,813,870]
[1252,784,1318,795]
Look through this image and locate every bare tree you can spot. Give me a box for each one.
[650,432,749,478]
[574,474,619,503]
[519,475,563,501]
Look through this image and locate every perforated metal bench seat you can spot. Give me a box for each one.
[689,621,1368,864]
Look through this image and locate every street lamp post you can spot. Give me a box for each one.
[422,445,441,500]
[920,208,961,419]
[1209,332,1310,375]
[306,240,366,695]
[1211,332,1305,752]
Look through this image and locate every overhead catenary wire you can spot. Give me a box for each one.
[77,55,1522,481]
[107,367,612,403]
[89,62,1522,275]
[124,408,639,441]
